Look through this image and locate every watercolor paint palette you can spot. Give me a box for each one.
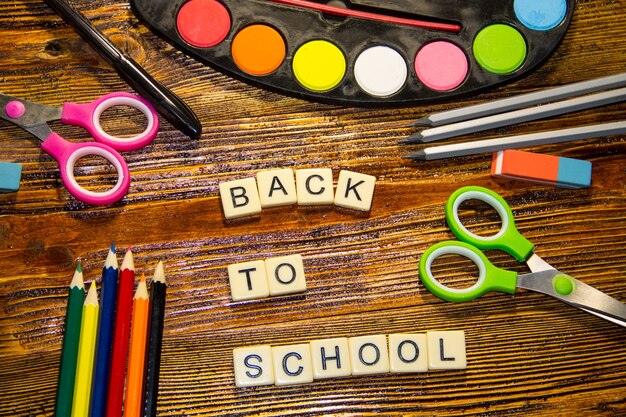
[131,0,575,106]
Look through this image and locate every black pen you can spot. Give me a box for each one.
[44,0,202,139]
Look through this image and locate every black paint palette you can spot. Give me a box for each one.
[131,0,575,106]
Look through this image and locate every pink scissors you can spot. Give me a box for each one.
[1,92,159,205]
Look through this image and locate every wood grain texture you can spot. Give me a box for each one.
[0,0,625,415]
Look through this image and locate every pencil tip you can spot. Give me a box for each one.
[110,242,115,252]
[105,244,119,269]
[86,281,98,304]
[76,262,82,273]
[408,117,431,127]
[136,274,149,298]
[121,248,135,271]
[153,260,166,284]
[402,150,426,160]
[406,132,424,143]
[70,264,84,289]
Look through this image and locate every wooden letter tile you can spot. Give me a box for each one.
[256,168,297,208]
[233,345,275,388]
[219,177,262,219]
[427,330,467,370]
[334,170,376,212]
[227,260,269,301]
[265,254,307,296]
[296,168,335,205]
[310,337,351,379]
[272,344,314,386]
[389,333,428,373]
[348,335,389,375]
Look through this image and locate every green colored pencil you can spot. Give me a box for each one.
[55,263,85,417]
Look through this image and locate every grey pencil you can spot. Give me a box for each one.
[408,72,626,128]
[404,86,626,143]
[404,120,626,160]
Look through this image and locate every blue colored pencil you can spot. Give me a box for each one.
[89,243,119,417]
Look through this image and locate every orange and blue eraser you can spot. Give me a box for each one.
[0,162,22,192]
[491,150,591,189]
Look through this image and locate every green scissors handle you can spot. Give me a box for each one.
[419,241,518,302]
[446,186,534,262]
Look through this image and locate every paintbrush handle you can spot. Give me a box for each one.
[43,0,202,139]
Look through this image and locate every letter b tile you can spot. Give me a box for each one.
[219,178,262,219]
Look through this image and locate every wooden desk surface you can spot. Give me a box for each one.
[1,0,625,415]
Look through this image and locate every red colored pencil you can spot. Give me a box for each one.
[105,248,135,417]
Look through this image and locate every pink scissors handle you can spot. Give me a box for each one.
[40,132,130,205]
[61,92,159,151]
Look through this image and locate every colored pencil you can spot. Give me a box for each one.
[123,273,150,417]
[403,120,626,161]
[408,71,626,127]
[71,281,99,417]
[404,86,626,143]
[105,248,135,417]
[142,261,166,417]
[55,263,84,417]
[89,244,119,417]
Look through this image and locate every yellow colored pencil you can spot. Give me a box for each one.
[71,281,99,417]
[123,273,150,417]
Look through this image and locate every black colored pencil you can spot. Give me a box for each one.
[142,261,166,417]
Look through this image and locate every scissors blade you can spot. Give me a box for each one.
[525,253,555,273]
[518,269,626,327]
[0,93,62,132]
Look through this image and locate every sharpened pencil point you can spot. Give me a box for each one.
[405,132,425,143]
[105,244,119,269]
[70,264,85,289]
[402,150,427,160]
[408,116,432,127]
[76,262,82,273]
[121,248,135,271]
[136,274,149,299]
[85,281,98,305]
[110,242,115,252]
[152,261,165,284]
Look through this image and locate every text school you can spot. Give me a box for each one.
[233,331,466,387]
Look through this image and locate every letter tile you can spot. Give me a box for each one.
[256,168,297,208]
[227,260,269,301]
[310,337,351,379]
[389,333,428,373]
[296,168,334,205]
[348,335,389,375]
[265,254,307,296]
[233,345,275,387]
[334,170,376,212]
[219,177,262,219]
[272,343,314,386]
[427,330,467,370]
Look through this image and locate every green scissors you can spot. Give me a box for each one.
[419,186,626,327]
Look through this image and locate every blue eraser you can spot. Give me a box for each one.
[0,162,22,192]
[557,156,592,189]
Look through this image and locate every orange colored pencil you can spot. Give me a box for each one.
[123,273,150,417]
